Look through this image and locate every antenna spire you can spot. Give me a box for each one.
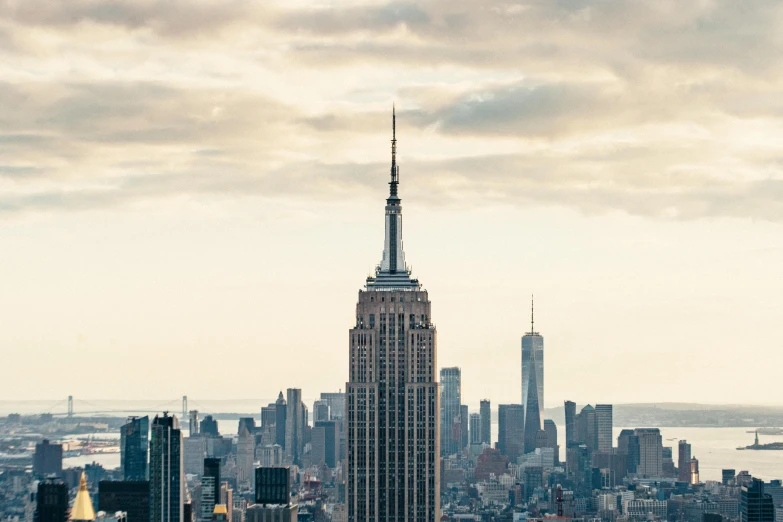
[389,105,399,199]
[531,295,535,334]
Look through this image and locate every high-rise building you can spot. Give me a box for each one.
[595,405,613,453]
[121,416,149,481]
[480,400,491,445]
[346,110,440,522]
[521,299,544,454]
[742,478,775,522]
[99,481,150,522]
[255,467,291,506]
[219,484,233,522]
[617,429,640,474]
[237,424,256,489]
[189,411,200,436]
[634,428,663,477]
[497,404,525,461]
[469,414,481,445]
[260,405,276,431]
[201,458,221,522]
[576,405,597,451]
[564,401,577,445]
[274,392,287,448]
[544,419,559,464]
[33,439,63,478]
[319,392,346,420]
[314,421,340,468]
[678,440,692,482]
[150,413,184,522]
[284,389,304,465]
[460,405,469,451]
[184,437,207,476]
[690,456,700,485]
[260,444,284,467]
[34,478,68,522]
[238,417,256,436]
[313,400,330,422]
[440,367,462,457]
[723,469,737,485]
[200,416,219,438]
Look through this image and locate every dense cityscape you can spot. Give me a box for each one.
[2,112,781,522]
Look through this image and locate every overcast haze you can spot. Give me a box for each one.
[1,0,782,407]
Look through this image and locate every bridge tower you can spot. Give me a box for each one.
[182,396,188,419]
[67,396,73,417]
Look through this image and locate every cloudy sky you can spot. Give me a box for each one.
[1,0,782,409]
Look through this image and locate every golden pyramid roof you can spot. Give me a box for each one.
[213,504,228,515]
[70,472,96,521]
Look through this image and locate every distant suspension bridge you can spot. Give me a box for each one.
[42,396,196,418]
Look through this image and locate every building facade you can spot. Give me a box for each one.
[634,428,663,477]
[469,414,481,445]
[346,110,440,522]
[33,440,63,478]
[121,416,149,481]
[285,389,304,466]
[595,405,613,453]
[678,440,692,482]
[497,404,525,461]
[150,413,184,522]
[479,400,491,446]
[440,367,462,457]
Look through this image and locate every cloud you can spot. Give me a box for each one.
[1,0,783,221]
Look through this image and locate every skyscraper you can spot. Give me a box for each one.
[237,424,256,489]
[469,413,481,445]
[576,405,596,451]
[33,439,63,478]
[564,401,576,446]
[34,478,68,522]
[200,416,219,438]
[544,419,559,465]
[634,428,663,477]
[314,420,340,468]
[617,429,640,475]
[150,413,184,522]
[497,404,525,461]
[521,299,544,454]
[189,411,200,436]
[460,405,469,452]
[346,109,440,522]
[274,392,287,448]
[440,367,462,457]
[319,392,346,420]
[121,416,149,481]
[99,481,150,522]
[742,478,775,522]
[285,388,304,465]
[678,440,692,482]
[201,458,221,522]
[480,400,491,446]
[595,404,613,453]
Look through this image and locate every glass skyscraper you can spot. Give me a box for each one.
[440,367,462,457]
[150,413,183,522]
[121,416,148,481]
[521,299,544,453]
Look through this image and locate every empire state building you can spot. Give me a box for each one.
[346,109,440,522]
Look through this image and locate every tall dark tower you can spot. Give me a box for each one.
[121,416,149,481]
[150,413,183,522]
[346,108,440,522]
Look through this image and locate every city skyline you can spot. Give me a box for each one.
[2,1,783,408]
